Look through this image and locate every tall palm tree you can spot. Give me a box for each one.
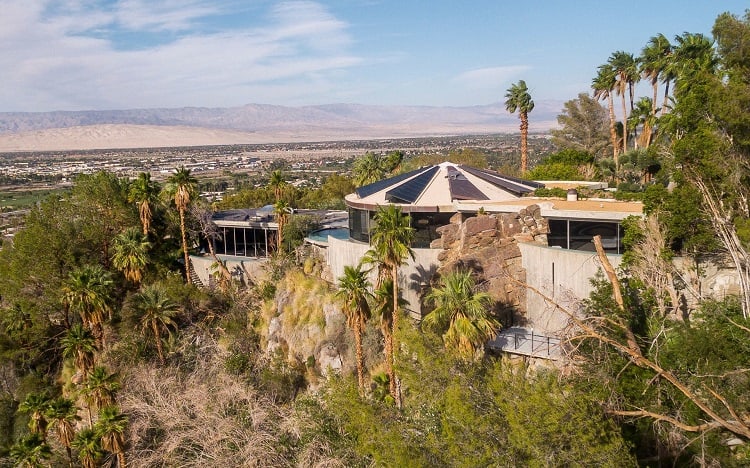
[130,283,179,365]
[640,34,672,117]
[18,393,52,441]
[165,166,198,283]
[592,64,620,165]
[62,264,113,341]
[72,428,104,468]
[61,323,98,377]
[111,227,151,284]
[10,434,52,468]
[95,406,127,468]
[83,366,119,427]
[268,169,287,202]
[273,199,292,253]
[423,270,500,359]
[608,51,639,154]
[353,153,388,186]
[366,204,414,404]
[46,397,80,463]
[504,80,535,173]
[336,264,373,392]
[672,32,718,91]
[128,172,160,236]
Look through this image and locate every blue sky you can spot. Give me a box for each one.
[1,0,747,112]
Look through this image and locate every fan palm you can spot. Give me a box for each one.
[18,393,52,440]
[336,264,373,392]
[10,434,52,468]
[640,34,672,117]
[672,32,718,91]
[72,428,104,468]
[608,51,639,154]
[423,270,500,359]
[62,264,113,341]
[268,169,287,202]
[592,64,619,164]
[165,166,197,283]
[130,283,179,364]
[46,397,80,463]
[95,406,127,468]
[83,366,119,427]
[111,227,151,284]
[61,323,98,376]
[128,172,160,236]
[504,80,535,173]
[366,204,414,404]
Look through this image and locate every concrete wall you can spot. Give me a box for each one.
[519,243,622,334]
[327,237,441,317]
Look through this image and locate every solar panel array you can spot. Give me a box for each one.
[354,167,426,198]
[384,166,439,203]
[459,165,544,196]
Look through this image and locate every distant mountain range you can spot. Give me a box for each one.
[0,101,562,151]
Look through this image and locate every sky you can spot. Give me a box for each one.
[1,0,748,113]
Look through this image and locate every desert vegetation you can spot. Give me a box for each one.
[0,9,749,467]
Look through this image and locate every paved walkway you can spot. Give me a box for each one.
[487,326,563,360]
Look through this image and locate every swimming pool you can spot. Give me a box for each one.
[306,227,350,244]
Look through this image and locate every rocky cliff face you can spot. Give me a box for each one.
[430,205,549,324]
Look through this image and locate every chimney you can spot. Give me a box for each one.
[566,188,578,202]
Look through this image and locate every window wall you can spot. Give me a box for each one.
[547,219,622,254]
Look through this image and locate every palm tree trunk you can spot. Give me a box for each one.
[661,80,671,116]
[139,202,151,236]
[520,112,529,173]
[178,207,191,283]
[607,94,619,165]
[152,320,165,364]
[620,92,628,157]
[355,317,365,392]
[390,266,401,407]
[117,450,126,468]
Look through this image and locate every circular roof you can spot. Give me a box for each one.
[345,162,544,211]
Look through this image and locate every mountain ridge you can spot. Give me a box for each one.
[0,101,562,151]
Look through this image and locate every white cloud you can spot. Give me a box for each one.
[0,0,361,111]
[454,66,531,89]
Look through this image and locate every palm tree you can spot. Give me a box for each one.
[273,199,292,253]
[72,428,104,468]
[608,51,639,154]
[83,366,119,427]
[130,283,179,365]
[95,406,127,468]
[165,166,198,283]
[593,64,620,165]
[672,32,718,91]
[628,97,657,149]
[18,393,52,441]
[61,323,98,377]
[10,434,52,468]
[423,270,500,359]
[128,172,159,236]
[504,80,535,173]
[366,204,414,404]
[268,169,287,202]
[353,153,387,186]
[111,227,151,284]
[640,34,672,117]
[46,397,80,463]
[336,264,373,392]
[62,264,113,341]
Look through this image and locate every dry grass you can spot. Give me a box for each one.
[119,333,345,467]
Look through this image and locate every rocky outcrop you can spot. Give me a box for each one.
[431,206,548,323]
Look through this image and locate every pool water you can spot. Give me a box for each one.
[307,227,350,243]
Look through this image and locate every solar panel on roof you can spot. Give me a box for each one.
[385,166,439,203]
[449,177,488,200]
[355,167,426,198]
[459,165,543,196]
